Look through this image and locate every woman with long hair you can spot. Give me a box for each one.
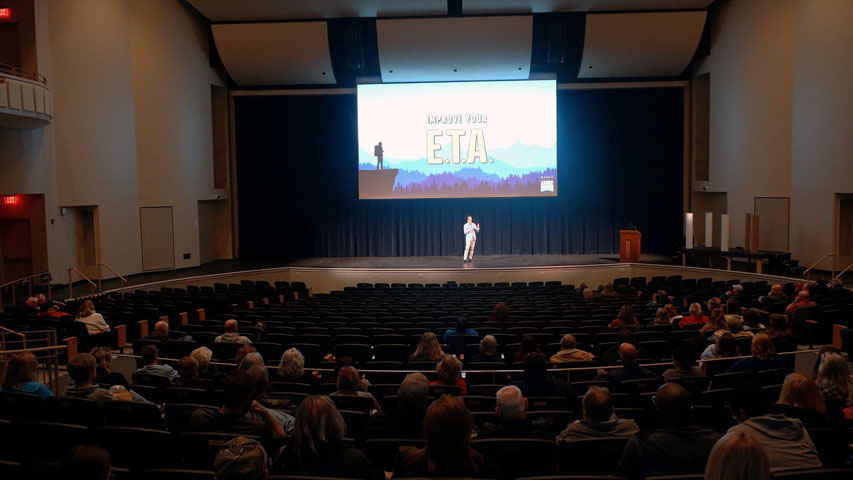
[776,373,827,428]
[609,305,638,329]
[330,366,381,412]
[816,352,852,417]
[1,352,53,400]
[76,299,110,335]
[276,395,373,479]
[653,307,672,325]
[679,302,709,327]
[700,307,727,335]
[393,395,498,478]
[277,348,319,387]
[704,431,770,480]
[429,354,468,395]
[409,332,445,365]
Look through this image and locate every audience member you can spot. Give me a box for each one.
[362,373,429,441]
[476,385,550,439]
[609,305,639,329]
[276,395,373,479]
[277,348,319,386]
[646,290,670,307]
[550,334,594,363]
[714,315,754,340]
[489,302,512,323]
[700,332,740,364]
[430,354,468,395]
[76,299,110,335]
[726,334,784,374]
[598,343,656,387]
[510,352,576,404]
[724,298,744,324]
[727,381,821,470]
[239,352,265,371]
[759,284,788,306]
[90,346,128,386]
[704,430,770,480]
[665,304,683,324]
[64,445,111,480]
[786,290,817,315]
[214,436,268,480]
[678,302,709,327]
[408,332,444,365]
[742,308,765,330]
[443,316,478,343]
[191,346,223,384]
[815,352,852,417]
[663,346,705,381]
[235,345,259,367]
[64,353,117,406]
[652,307,671,325]
[215,319,253,344]
[145,320,170,342]
[136,344,179,381]
[601,328,649,364]
[245,365,294,434]
[765,314,794,337]
[618,383,720,479]
[699,307,726,335]
[601,283,619,298]
[173,356,208,389]
[1,351,53,400]
[469,335,502,364]
[331,365,381,411]
[187,370,285,440]
[513,334,541,363]
[775,373,828,429]
[393,394,499,478]
[558,386,638,440]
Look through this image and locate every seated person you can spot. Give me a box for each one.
[765,314,795,338]
[443,316,478,344]
[652,307,672,325]
[678,302,709,327]
[429,354,468,395]
[136,344,179,381]
[759,284,789,306]
[601,328,649,364]
[215,319,253,345]
[727,380,821,471]
[191,346,224,385]
[363,373,430,441]
[145,320,193,343]
[714,315,755,340]
[816,352,852,418]
[172,356,209,389]
[275,395,373,479]
[214,436,268,480]
[510,353,576,405]
[618,383,720,479]
[775,373,828,429]
[726,333,785,374]
[704,430,771,480]
[609,305,639,329]
[550,334,595,363]
[277,348,319,386]
[743,309,766,331]
[2,351,53,400]
[476,385,551,439]
[558,386,639,440]
[91,346,129,386]
[724,298,745,326]
[785,290,816,315]
[75,300,110,335]
[245,365,294,434]
[512,335,541,363]
[187,369,285,440]
[63,445,112,480]
[597,343,656,387]
[700,332,740,362]
[468,335,502,364]
[330,366,381,412]
[663,346,705,381]
[408,332,445,366]
[64,353,117,406]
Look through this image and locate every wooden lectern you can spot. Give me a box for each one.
[620,230,642,262]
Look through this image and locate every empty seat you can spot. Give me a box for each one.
[103,400,165,429]
[0,391,46,421]
[472,438,557,478]
[96,426,178,469]
[46,396,103,426]
[558,437,630,474]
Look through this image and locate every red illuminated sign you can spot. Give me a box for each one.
[0,8,11,19]
[2,195,17,205]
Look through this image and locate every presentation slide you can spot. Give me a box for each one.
[357,80,557,199]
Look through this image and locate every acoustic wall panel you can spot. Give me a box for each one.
[578,11,707,78]
[377,16,533,83]
[212,22,336,85]
[140,206,175,271]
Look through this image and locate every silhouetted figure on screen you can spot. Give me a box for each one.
[374,141,384,170]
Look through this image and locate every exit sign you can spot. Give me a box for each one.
[3,195,17,205]
[0,8,10,18]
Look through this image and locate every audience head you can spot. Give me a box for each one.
[709,307,726,329]
[618,343,638,365]
[816,352,851,393]
[292,396,347,461]
[221,370,256,412]
[615,327,638,347]
[778,373,826,414]
[139,344,159,366]
[224,319,239,333]
[653,382,692,422]
[26,296,38,308]
[421,394,478,473]
[689,302,703,317]
[2,351,39,389]
[191,346,213,372]
[704,430,770,480]
[247,364,270,397]
[77,299,95,317]
[64,445,111,480]
[707,297,722,311]
[583,288,595,300]
[671,345,696,370]
[796,290,810,302]
[278,348,306,380]
[617,305,634,323]
[742,309,761,329]
[239,352,264,371]
[750,333,775,361]
[726,315,744,333]
[177,356,199,379]
[455,316,470,331]
[398,372,429,408]
[726,298,742,315]
[560,334,578,351]
[656,290,668,303]
[36,293,47,304]
[436,354,463,385]
[582,386,615,423]
[716,332,739,358]
[336,366,361,393]
[214,436,268,480]
[414,332,444,361]
[495,385,526,422]
[154,320,169,336]
[492,302,510,320]
[518,335,540,356]
[770,284,784,295]
[732,284,744,295]
[769,314,789,332]
[729,380,767,422]
[522,352,548,378]
[665,304,679,319]
[654,307,671,325]
[90,347,112,380]
[479,335,497,355]
[235,345,259,366]
[67,353,98,385]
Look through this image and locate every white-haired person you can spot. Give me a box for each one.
[476,385,550,439]
[468,335,502,364]
[277,348,319,387]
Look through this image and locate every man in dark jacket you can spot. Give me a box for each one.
[476,385,551,439]
[510,353,577,406]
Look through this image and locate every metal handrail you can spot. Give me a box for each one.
[0,62,48,85]
[98,263,127,299]
[803,253,835,280]
[0,271,51,313]
[834,263,853,284]
[68,267,98,299]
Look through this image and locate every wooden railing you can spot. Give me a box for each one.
[68,267,98,299]
[98,263,127,299]
[803,253,835,280]
[0,62,48,85]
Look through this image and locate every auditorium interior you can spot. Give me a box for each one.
[1,0,853,479]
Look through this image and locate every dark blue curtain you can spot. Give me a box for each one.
[235,88,683,259]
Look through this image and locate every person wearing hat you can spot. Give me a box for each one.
[215,436,268,480]
[362,372,430,442]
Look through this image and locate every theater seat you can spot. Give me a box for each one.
[472,438,557,478]
[557,437,630,475]
[771,468,853,479]
[135,468,215,480]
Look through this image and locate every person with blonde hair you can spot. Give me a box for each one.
[330,366,380,412]
[704,430,770,480]
[276,395,373,479]
[714,315,755,340]
[2,352,53,400]
[277,348,318,387]
[776,373,828,429]
[76,299,110,335]
[726,333,784,374]
[430,354,468,395]
[679,302,709,327]
[408,332,444,365]
[816,352,852,416]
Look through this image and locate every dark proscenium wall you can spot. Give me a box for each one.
[235,88,683,259]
